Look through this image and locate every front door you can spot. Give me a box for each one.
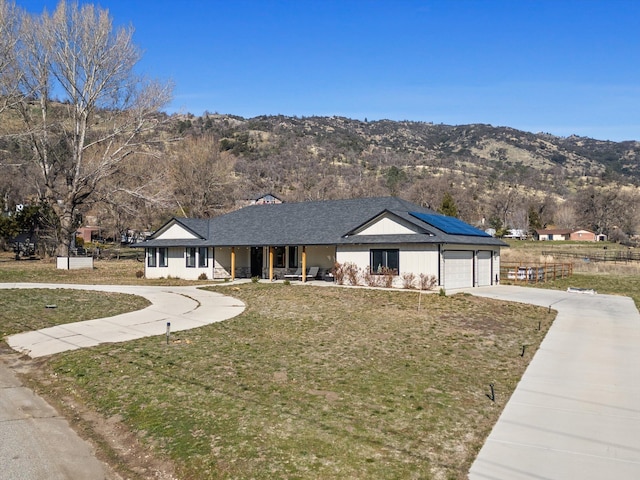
[250,247,263,278]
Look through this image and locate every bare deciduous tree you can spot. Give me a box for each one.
[170,134,237,217]
[0,0,22,113]
[4,0,172,255]
[554,202,577,229]
[572,186,625,235]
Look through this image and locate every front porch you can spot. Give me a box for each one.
[214,245,336,282]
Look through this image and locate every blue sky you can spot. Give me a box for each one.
[19,0,640,141]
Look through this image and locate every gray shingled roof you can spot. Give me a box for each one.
[135,197,506,248]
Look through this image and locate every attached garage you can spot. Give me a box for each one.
[443,250,474,289]
[476,250,493,286]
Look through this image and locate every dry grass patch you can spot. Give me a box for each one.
[0,289,150,337]
[39,283,553,480]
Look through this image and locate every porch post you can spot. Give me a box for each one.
[269,246,274,281]
[231,247,236,281]
[302,245,307,282]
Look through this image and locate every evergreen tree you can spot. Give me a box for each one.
[438,192,458,217]
[528,205,542,236]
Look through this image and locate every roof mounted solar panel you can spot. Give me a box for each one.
[409,212,491,237]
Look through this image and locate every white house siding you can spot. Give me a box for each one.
[337,244,439,287]
[356,214,419,235]
[158,223,199,240]
[399,245,439,277]
[145,247,213,280]
[336,245,371,271]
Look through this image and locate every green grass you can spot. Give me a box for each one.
[42,284,553,479]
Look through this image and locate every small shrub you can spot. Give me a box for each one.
[402,272,416,289]
[419,273,438,290]
[344,262,360,286]
[363,270,380,287]
[224,277,230,283]
[251,276,260,283]
[332,262,346,285]
[283,279,291,286]
[439,287,447,297]
[135,270,144,279]
[198,273,208,280]
[381,267,396,288]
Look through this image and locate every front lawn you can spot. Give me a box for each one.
[42,283,553,479]
[0,288,150,337]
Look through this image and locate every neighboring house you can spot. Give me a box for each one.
[133,197,506,290]
[535,228,597,241]
[76,226,101,244]
[251,193,282,205]
[569,229,597,241]
[235,193,283,208]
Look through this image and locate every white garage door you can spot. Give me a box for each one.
[477,251,493,286]
[443,251,473,289]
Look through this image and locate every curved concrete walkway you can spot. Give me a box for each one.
[2,283,245,358]
[465,286,640,480]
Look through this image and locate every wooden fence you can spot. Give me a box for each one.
[500,262,573,284]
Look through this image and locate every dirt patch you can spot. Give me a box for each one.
[307,389,340,402]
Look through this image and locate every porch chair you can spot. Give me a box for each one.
[284,267,303,280]
[304,266,320,280]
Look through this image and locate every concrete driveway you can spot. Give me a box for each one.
[465,286,640,480]
[2,283,245,358]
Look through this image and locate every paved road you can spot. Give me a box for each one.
[1,283,245,479]
[0,357,116,479]
[2,283,245,358]
[466,286,640,480]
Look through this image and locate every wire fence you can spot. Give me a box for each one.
[542,250,640,263]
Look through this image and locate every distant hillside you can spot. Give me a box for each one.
[175,113,640,186]
[3,107,639,240]
[158,113,639,239]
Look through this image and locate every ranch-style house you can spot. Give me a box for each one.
[134,196,506,290]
